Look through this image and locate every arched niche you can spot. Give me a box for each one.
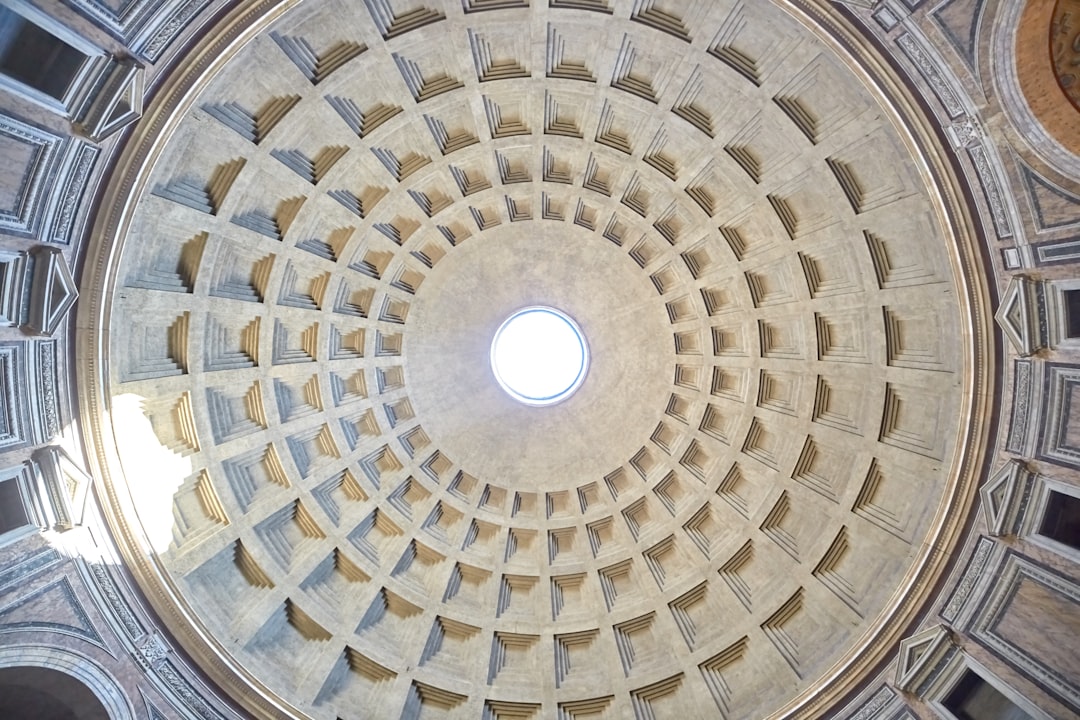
[0,646,134,720]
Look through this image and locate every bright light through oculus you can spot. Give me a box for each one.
[491,307,588,406]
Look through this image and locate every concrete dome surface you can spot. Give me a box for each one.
[87,1,993,718]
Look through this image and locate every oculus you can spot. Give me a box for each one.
[490,306,588,406]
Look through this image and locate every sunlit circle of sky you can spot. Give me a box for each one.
[491,308,587,404]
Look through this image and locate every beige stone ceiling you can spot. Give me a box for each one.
[88,0,990,718]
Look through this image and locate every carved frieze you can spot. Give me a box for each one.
[941,536,996,624]
[1006,359,1037,455]
[895,32,963,118]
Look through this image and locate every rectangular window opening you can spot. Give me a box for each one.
[1039,489,1080,550]
[1064,289,1080,339]
[943,669,1033,720]
[0,5,87,101]
[0,477,30,535]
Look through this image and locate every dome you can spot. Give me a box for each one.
[81,1,993,717]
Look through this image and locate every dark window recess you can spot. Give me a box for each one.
[1040,490,1080,550]
[943,669,1033,720]
[1065,290,1080,339]
[0,478,29,535]
[0,6,85,100]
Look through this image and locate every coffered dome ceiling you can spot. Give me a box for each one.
[80,1,994,718]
